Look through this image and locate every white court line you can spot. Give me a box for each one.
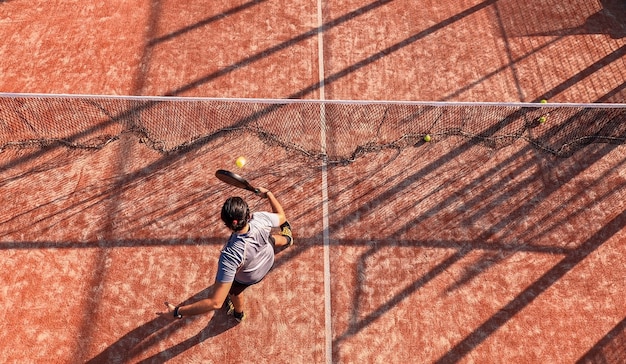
[321,130,332,364]
[316,0,332,363]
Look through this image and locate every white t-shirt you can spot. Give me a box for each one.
[216,212,280,285]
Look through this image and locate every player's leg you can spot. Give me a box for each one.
[272,221,293,247]
[230,293,245,314]
[272,234,289,247]
[228,282,248,322]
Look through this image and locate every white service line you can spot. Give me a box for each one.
[316,0,333,363]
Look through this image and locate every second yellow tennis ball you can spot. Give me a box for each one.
[424,134,432,142]
[235,156,246,168]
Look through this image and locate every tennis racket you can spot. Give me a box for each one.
[215,169,259,193]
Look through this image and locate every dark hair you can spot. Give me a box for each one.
[221,197,250,231]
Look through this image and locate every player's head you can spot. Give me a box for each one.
[221,197,250,231]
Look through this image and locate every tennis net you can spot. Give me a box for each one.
[1,93,625,163]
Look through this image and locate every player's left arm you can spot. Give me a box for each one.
[163,280,232,318]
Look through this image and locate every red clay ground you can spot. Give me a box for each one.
[1,0,625,363]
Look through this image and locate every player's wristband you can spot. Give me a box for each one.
[173,306,183,319]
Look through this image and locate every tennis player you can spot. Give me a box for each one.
[161,187,292,322]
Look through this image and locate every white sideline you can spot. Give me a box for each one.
[317,0,332,362]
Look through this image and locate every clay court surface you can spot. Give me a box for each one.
[1,1,626,363]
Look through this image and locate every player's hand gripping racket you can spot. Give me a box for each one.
[215,169,259,194]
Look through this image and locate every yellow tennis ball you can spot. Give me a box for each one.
[540,99,547,103]
[424,134,432,142]
[538,116,547,124]
[235,156,246,168]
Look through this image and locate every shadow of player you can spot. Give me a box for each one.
[87,293,238,363]
[134,310,239,363]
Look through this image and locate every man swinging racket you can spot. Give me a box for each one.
[161,186,293,322]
